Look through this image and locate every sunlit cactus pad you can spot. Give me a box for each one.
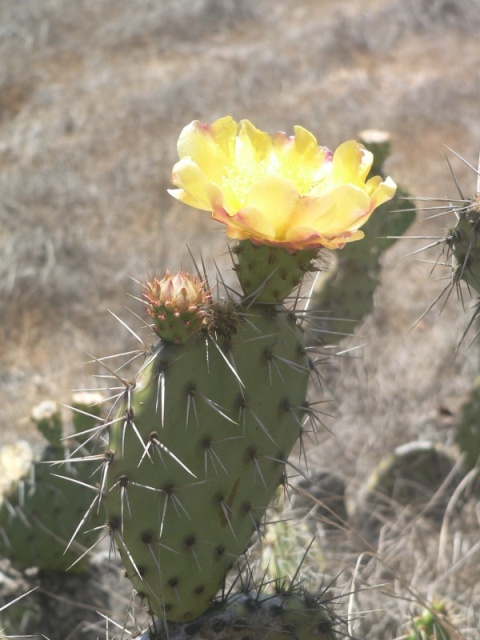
[101,302,311,621]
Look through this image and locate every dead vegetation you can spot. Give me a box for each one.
[0,0,479,637]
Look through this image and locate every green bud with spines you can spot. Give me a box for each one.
[143,271,210,344]
[406,601,451,640]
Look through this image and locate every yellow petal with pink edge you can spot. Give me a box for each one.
[235,120,272,168]
[271,126,331,194]
[283,225,365,250]
[366,175,397,209]
[293,185,370,236]
[244,175,299,239]
[170,158,226,212]
[332,140,373,185]
[176,117,237,185]
[212,206,276,241]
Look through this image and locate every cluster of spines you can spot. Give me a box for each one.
[412,150,480,338]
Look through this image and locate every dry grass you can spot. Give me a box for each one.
[1,0,479,637]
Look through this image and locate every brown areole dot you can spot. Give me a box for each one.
[184,534,196,546]
[141,531,154,544]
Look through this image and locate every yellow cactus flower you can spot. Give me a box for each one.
[169,116,397,251]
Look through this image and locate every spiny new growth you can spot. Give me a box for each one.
[143,270,210,344]
[406,601,452,640]
[0,394,105,574]
[133,586,341,640]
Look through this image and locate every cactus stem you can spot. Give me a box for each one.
[98,455,113,500]
[249,454,268,490]
[116,532,145,581]
[201,437,236,476]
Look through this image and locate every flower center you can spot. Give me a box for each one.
[221,163,267,210]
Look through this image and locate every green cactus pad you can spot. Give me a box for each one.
[233,241,316,302]
[101,302,311,622]
[0,400,104,573]
[133,590,340,640]
[455,376,480,472]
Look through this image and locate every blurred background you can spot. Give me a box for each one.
[0,0,479,636]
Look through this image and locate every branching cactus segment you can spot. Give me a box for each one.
[0,395,104,573]
[312,131,416,342]
[102,292,311,622]
[233,241,317,302]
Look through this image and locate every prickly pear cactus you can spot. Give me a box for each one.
[101,276,311,622]
[0,395,104,573]
[133,589,340,640]
[73,116,396,627]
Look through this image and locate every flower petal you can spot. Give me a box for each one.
[245,176,299,239]
[177,117,237,183]
[332,140,373,185]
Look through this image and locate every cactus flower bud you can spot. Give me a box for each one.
[142,271,210,343]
